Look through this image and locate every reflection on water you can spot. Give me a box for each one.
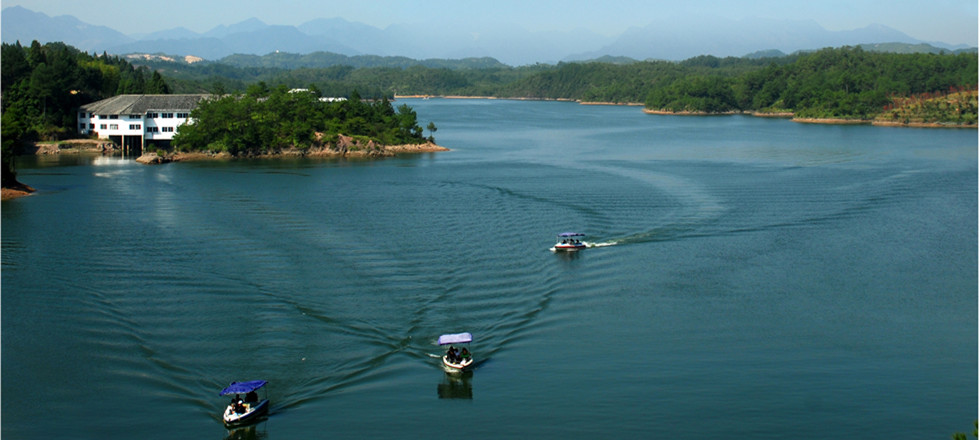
[437,373,473,400]
[225,423,267,440]
[92,156,131,166]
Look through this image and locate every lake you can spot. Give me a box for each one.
[2,99,977,439]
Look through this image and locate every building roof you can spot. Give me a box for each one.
[80,94,210,115]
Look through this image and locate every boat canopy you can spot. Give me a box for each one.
[557,232,585,237]
[438,332,473,345]
[219,380,267,396]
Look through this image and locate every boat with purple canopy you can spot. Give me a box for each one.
[439,332,474,373]
[219,380,269,427]
[552,232,587,252]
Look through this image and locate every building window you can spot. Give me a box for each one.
[162,127,175,132]
[147,127,159,133]
[109,124,118,130]
[109,115,118,119]
[129,124,141,130]
[80,123,87,130]
[89,123,95,129]
[176,112,190,118]
[79,112,87,118]
[100,124,107,129]
[146,112,158,118]
[161,113,174,118]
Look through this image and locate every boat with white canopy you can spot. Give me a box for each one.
[439,332,474,373]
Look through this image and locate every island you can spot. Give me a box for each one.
[155,86,444,160]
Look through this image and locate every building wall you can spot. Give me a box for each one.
[78,111,192,143]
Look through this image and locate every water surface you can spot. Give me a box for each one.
[3,99,976,439]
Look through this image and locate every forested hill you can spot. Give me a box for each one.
[644,47,978,119]
[218,52,509,70]
[134,45,976,122]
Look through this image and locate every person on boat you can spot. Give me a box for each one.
[460,348,471,363]
[230,395,246,414]
[446,346,459,363]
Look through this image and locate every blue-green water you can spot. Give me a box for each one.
[2,99,977,439]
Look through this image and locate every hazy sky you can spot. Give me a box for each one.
[4,0,978,45]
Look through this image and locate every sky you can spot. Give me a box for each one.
[3,0,978,45]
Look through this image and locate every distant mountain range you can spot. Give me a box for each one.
[2,5,975,66]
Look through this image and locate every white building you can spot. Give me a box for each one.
[78,94,209,152]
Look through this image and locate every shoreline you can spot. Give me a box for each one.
[397,95,977,128]
[396,95,640,106]
[871,120,978,128]
[20,137,448,161]
[792,117,870,125]
[642,109,976,128]
[138,141,449,164]
[1,181,36,201]
[4,140,448,196]
[19,139,118,155]
[643,109,744,116]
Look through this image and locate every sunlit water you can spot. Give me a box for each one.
[2,99,976,439]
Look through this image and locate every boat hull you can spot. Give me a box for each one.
[442,355,473,374]
[553,244,586,252]
[223,399,269,427]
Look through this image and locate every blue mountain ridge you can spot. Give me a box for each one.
[1,5,971,65]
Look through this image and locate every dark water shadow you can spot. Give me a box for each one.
[224,421,268,440]
[437,373,473,400]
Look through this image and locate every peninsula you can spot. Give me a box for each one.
[165,87,441,158]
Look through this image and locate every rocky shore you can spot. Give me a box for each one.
[135,135,448,165]
[20,139,118,155]
[135,141,448,165]
[792,117,870,125]
[11,134,448,166]
[644,109,976,128]
[643,109,744,116]
[1,181,35,201]
[2,136,448,198]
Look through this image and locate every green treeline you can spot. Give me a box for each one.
[145,46,977,122]
[2,41,171,140]
[172,85,429,155]
[654,47,978,118]
[1,41,170,185]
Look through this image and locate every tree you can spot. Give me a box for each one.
[426,122,437,142]
[1,106,28,187]
[173,85,429,154]
[147,71,170,94]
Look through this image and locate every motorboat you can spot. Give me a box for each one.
[439,332,474,374]
[552,232,587,252]
[219,380,270,427]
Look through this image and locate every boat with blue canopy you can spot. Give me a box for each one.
[439,332,474,373]
[219,380,269,427]
[552,232,587,252]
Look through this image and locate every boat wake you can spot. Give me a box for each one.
[586,241,617,248]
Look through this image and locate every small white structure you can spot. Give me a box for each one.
[78,94,209,153]
[289,88,348,102]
